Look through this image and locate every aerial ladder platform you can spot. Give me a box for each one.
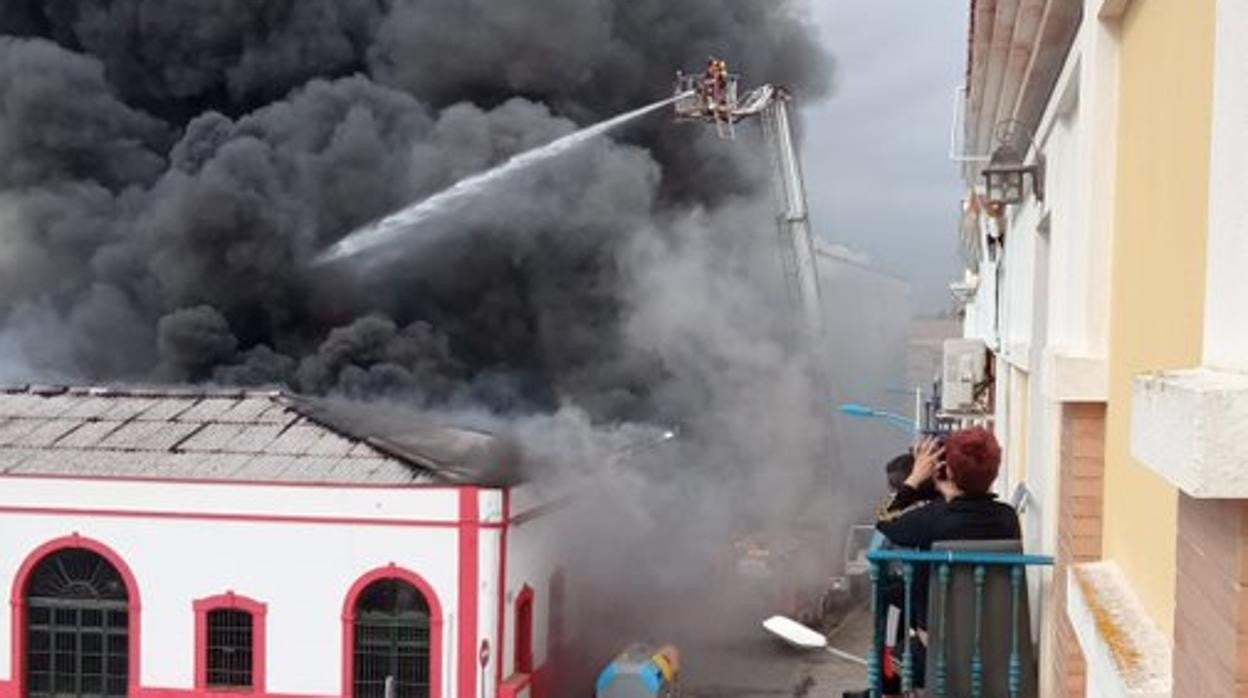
[673,66,824,341]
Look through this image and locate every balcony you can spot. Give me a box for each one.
[865,545,1054,697]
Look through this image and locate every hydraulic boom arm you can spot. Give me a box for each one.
[673,71,823,342]
[759,88,823,342]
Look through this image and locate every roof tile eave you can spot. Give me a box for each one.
[0,384,512,487]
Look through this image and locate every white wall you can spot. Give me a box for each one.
[1000,205,1040,371]
[0,477,498,698]
[500,485,565,681]
[0,476,461,523]
[963,258,999,346]
[477,489,506,698]
[1038,7,1117,407]
[0,516,459,695]
[1203,0,1248,372]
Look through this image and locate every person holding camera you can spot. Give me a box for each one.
[848,428,1021,698]
[877,428,1020,547]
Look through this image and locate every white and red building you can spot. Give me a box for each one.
[0,385,567,698]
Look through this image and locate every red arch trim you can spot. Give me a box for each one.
[9,534,142,698]
[193,592,268,693]
[340,565,444,698]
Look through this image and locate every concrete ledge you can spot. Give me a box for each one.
[1067,562,1171,698]
[1043,350,1109,402]
[1131,368,1248,498]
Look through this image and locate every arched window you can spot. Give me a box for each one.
[194,593,267,693]
[25,548,130,698]
[352,579,431,698]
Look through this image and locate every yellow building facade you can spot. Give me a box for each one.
[1102,0,1213,637]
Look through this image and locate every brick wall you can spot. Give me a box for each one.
[1054,403,1107,697]
[1173,496,1248,697]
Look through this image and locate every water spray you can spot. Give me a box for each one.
[315,93,693,265]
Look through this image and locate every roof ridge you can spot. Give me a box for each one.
[0,383,290,400]
[276,395,443,482]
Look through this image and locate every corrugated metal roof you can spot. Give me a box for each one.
[0,417,43,445]
[98,420,200,451]
[0,385,520,486]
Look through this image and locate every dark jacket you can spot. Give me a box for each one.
[875,484,1021,628]
[877,485,1021,548]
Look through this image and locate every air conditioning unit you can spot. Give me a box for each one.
[941,339,988,412]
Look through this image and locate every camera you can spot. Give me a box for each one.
[919,427,951,447]
[919,428,952,482]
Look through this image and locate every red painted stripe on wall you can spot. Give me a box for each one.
[0,471,468,492]
[0,681,337,698]
[0,504,506,529]
[458,489,480,698]
[139,689,336,698]
[496,490,511,692]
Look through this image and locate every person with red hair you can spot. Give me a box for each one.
[877,428,1019,543]
[848,428,1020,698]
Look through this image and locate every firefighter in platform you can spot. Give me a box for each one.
[703,58,729,113]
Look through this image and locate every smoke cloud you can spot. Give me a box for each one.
[0,0,832,398]
[0,3,913,694]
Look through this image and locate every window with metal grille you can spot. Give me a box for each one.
[25,548,130,698]
[206,609,253,689]
[353,579,430,698]
[194,594,266,693]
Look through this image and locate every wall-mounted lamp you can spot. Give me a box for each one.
[981,121,1044,211]
[982,143,1044,210]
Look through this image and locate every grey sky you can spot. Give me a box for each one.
[800,1,967,313]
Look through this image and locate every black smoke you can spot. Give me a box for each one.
[0,1,831,418]
[0,5,859,693]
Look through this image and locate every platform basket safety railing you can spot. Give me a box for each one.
[865,545,1053,698]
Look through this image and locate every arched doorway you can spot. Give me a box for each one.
[514,586,533,675]
[24,548,131,698]
[351,578,432,698]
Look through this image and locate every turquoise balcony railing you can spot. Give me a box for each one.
[865,547,1054,698]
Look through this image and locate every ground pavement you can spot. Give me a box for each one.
[681,603,874,698]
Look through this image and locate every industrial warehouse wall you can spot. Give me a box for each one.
[498,484,567,698]
[0,478,466,698]
[1103,0,1215,637]
[815,249,912,530]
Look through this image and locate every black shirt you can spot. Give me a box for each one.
[877,485,1021,548]
[875,484,1022,628]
